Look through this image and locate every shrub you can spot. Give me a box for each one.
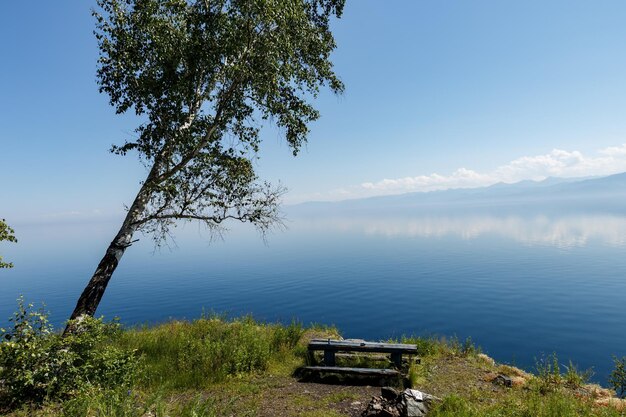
[609,356,626,398]
[563,360,592,388]
[271,320,304,351]
[0,298,138,409]
[58,315,139,392]
[0,298,56,407]
[533,352,562,394]
[461,337,480,356]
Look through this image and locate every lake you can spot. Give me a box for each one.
[2,207,626,384]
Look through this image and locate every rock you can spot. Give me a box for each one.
[404,397,428,417]
[487,370,529,388]
[361,388,439,417]
[361,395,402,417]
[402,389,439,417]
[381,386,399,401]
[492,374,513,387]
[403,388,440,403]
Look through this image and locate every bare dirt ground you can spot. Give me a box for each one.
[241,353,505,416]
[256,377,379,417]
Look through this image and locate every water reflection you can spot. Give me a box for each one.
[296,214,626,248]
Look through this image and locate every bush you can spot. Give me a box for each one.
[563,360,592,388]
[533,352,562,394]
[58,315,139,392]
[271,320,304,352]
[0,298,56,407]
[0,298,138,409]
[609,356,626,398]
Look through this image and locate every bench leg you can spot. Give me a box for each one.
[324,350,336,366]
[390,352,402,369]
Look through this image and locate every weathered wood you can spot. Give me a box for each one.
[306,339,419,381]
[390,351,403,368]
[324,349,336,366]
[308,339,418,354]
[303,366,401,377]
[334,353,390,361]
[331,353,420,364]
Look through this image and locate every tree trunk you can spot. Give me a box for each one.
[63,161,161,335]
[65,217,139,322]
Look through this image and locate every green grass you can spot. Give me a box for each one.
[114,316,304,389]
[2,313,625,417]
[429,391,624,417]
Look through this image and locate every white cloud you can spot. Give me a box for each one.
[360,143,626,195]
[599,144,626,157]
[362,167,493,192]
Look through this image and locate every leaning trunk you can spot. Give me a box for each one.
[64,220,138,327]
[64,162,161,334]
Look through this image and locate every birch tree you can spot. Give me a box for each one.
[66,0,344,327]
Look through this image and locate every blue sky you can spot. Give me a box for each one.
[3,0,626,223]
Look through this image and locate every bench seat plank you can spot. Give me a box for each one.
[308,339,418,354]
[303,366,401,377]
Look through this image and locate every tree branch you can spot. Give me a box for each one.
[151,80,238,186]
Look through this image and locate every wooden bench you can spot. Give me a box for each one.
[304,339,419,379]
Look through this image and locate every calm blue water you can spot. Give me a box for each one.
[2,209,626,384]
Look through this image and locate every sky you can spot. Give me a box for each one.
[2,0,626,224]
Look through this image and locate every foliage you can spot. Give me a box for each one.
[4,318,626,417]
[271,319,304,351]
[66,0,347,324]
[60,387,224,417]
[92,0,345,243]
[0,298,55,406]
[460,336,480,356]
[407,363,422,388]
[0,218,17,268]
[563,360,593,388]
[0,298,138,409]
[400,335,480,358]
[532,352,562,394]
[404,336,446,357]
[62,387,146,417]
[527,353,593,394]
[609,356,626,397]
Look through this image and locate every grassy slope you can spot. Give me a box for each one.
[4,318,626,417]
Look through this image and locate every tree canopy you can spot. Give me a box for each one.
[67,0,345,322]
[95,0,344,241]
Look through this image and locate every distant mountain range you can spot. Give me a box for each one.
[291,172,626,214]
